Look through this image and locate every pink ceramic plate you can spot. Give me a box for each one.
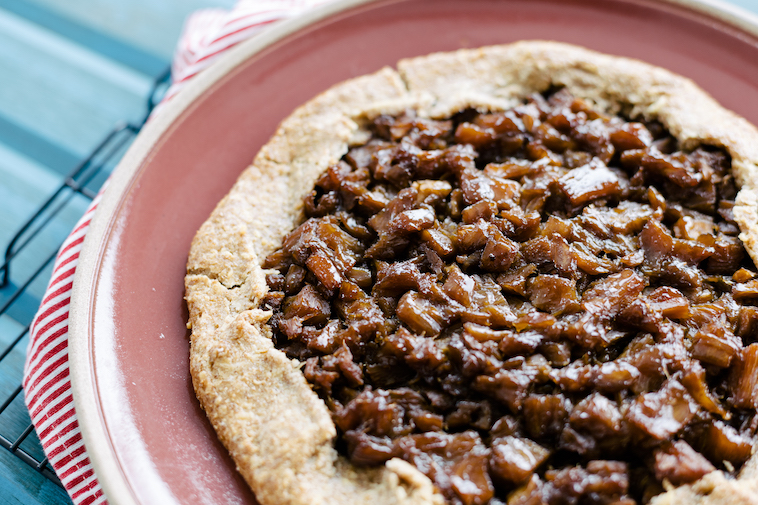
[70,0,758,503]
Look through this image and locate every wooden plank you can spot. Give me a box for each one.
[0,143,88,246]
[0,0,167,77]
[0,448,71,504]
[0,389,34,461]
[0,7,153,159]
[0,316,30,426]
[0,143,90,305]
[731,0,758,12]
[24,0,236,60]
[0,114,79,176]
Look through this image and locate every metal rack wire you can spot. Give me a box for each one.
[0,69,170,489]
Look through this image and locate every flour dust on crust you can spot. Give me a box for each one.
[184,41,758,505]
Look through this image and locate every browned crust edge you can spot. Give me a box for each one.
[185,41,758,505]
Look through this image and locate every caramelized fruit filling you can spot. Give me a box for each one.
[262,89,758,505]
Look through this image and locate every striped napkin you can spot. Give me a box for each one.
[22,1,332,503]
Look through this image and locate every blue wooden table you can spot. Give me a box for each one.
[0,0,757,503]
[0,0,232,503]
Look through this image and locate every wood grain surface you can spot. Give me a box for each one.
[0,0,232,503]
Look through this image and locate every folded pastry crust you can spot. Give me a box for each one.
[184,41,758,505]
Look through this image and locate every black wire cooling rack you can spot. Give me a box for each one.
[0,69,170,489]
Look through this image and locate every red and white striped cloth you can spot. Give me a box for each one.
[23,1,332,503]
